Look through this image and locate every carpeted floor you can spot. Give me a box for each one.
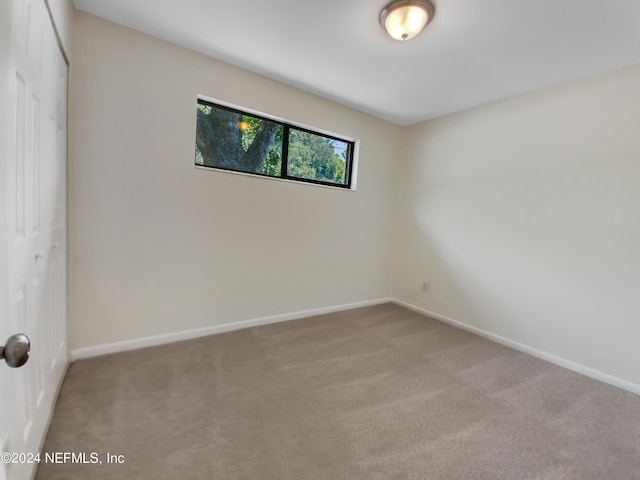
[36,303,640,479]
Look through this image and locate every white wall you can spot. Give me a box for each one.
[68,12,400,351]
[393,63,640,386]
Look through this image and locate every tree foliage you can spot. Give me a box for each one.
[196,105,279,173]
[196,104,348,185]
[287,129,346,184]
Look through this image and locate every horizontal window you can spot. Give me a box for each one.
[195,98,355,189]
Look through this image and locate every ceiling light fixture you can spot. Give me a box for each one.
[379,0,435,41]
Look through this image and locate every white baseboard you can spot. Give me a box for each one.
[70,298,393,361]
[70,296,640,396]
[392,298,640,396]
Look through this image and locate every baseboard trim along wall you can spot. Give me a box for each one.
[70,297,640,396]
[391,299,640,396]
[69,298,393,361]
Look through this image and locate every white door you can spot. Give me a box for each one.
[0,1,68,479]
[1,4,15,479]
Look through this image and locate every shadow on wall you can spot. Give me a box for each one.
[391,81,640,386]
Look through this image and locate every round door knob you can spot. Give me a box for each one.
[1,334,31,368]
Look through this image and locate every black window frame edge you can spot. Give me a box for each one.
[195,96,358,191]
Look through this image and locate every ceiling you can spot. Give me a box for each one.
[73,0,640,126]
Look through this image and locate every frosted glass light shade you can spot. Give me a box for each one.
[379,0,435,41]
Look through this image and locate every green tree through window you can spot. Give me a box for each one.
[195,99,354,188]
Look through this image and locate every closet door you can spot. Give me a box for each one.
[0,1,68,479]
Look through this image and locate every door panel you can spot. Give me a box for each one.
[1,1,68,479]
[0,0,15,476]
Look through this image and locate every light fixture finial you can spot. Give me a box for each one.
[379,0,435,41]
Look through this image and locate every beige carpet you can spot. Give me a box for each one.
[36,303,640,479]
